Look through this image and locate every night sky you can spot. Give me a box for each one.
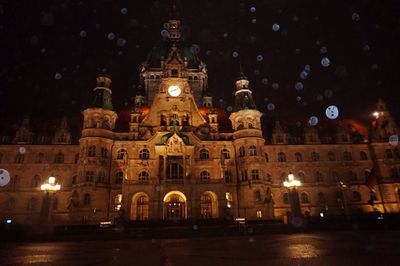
[1,0,400,129]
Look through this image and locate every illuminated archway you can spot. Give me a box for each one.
[200,191,219,219]
[163,191,187,220]
[130,192,149,221]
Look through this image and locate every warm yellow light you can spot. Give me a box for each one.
[168,85,181,97]
[373,112,379,119]
[41,177,61,192]
[283,174,301,188]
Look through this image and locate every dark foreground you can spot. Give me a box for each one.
[1,230,400,266]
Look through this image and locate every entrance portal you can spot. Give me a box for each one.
[163,191,187,220]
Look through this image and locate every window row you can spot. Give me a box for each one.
[115,148,150,160]
[199,148,231,160]
[282,190,364,205]
[268,151,369,163]
[277,170,362,184]
[2,152,80,164]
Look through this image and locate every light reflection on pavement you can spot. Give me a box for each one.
[1,231,400,266]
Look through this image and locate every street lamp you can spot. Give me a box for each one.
[39,176,61,226]
[283,173,303,227]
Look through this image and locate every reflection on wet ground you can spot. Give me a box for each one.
[1,231,400,265]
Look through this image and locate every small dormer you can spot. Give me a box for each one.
[54,117,71,144]
[14,117,33,144]
[272,121,288,144]
[336,121,351,144]
[304,124,321,144]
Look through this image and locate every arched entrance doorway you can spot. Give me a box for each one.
[130,192,149,220]
[163,191,187,220]
[200,191,219,219]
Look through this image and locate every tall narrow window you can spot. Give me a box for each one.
[115,171,124,184]
[249,145,257,156]
[315,172,324,183]
[310,152,320,162]
[32,175,41,187]
[295,152,303,162]
[85,171,94,182]
[328,151,336,161]
[254,191,261,202]
[54,152,64,163]
[83,194,91,205]
[117,149,127,160]
[14,154,24,164]
[199,149,209,159]
[241,169,248,181]
[138,171,149,182]
[251,169,259,180]
[200,170,210,180]
[239,146,245,157]
[301,192,310,204]
[343,151,353,161]
[278,152,286,162]
[360,151,368,160]
[101,147,108,158]
[35,153,44,163]
[139,148,150,160]
[224,171,232,183]
[221,149,230,159]
[88,145,96,157]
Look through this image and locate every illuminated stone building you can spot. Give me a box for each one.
[1,19,400,225]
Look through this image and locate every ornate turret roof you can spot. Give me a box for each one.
[91,74,114,110]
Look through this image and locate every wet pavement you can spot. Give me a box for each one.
[1,231,400,265]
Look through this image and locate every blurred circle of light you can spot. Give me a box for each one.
[226,106,233,112]
[261,78,268,85]
[296,121,302,127]
[19,147,26,154]
[321,57,331,67]
[250,7,256,13]
[300,71,308,79]
[272,23,280,31]
[190,44,200,54]
[54,73,62,80]
[120,8,128,15]
[0,169,11,187]
[117,38,127,47]
[320,46,328,54]
[304,64,311,72]
[363,44,370,52]
[107,32,115,40]
[251,19,257,24]
[272,82,279,89]
[163,22,170,29]
[316,95,324,101]
[352,12,360,21]
[267,103,275,111]
[254,69,260,75]
[264,97,269,102]
[79,30,87,38]
[161,29,169,38]
[232,51,239,58]
[296,96,302,101]
[295,82,303,91]
[371,64,378,70]
[256,55,263,62]
[389,135,399,147]
[325,105,339,119]
[324,89,333,98]
[309,116,319,126]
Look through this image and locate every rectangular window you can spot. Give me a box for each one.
[257,210,262,218]
[85,171,94,182]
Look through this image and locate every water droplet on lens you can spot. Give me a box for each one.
[272,23,280,31]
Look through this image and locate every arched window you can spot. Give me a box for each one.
[295,152,303,162]
[298,171,306,183]
[352,191,362,202]
[385,149,393,159]
[6,198,15,211]
[54,152,64,163]
[32,175,41,187]
[283,193,289,204]
[317,192,326,204]
[114,194,122,211]
[254,190,261,202]
[200,194,213,219]
[265,153,269,162]
[85,171,94,182]
[239,146,245,157]
[27,198,37,211]
[343,151,353,161]
[88,145,96,157]
[360,151,368,160]
[199,149,209,159]
[221,149,230,159]
[139,148,150,160]
[138,171,149,182]
[224,170,232,183]
[277,152,286,162]
[315,172,324,183]
[83,194,91,205]
[328,151,336,161]
[301,192,310,204]
[225,192,233,208]
[249,145,257,156]
[35,153,44,163]
[14,154,24,164]
[136,196,149,220]
[117,149,127,160]
[310,152,320,162]
[115,171,124,184]
[200,170,210,180]
[74,153,79,164]
[101,147,108,158]
[97,171,106,183]
[331,171,340,183]
[251,169,259,180]
[348,171,357,182]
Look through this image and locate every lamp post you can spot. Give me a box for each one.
[283,173,303,227]
[39,176,61,226]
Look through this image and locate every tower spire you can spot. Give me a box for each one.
[91,74,114,110]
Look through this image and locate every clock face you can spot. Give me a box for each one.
[168,85,181,97]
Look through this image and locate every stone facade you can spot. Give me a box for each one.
[1,19,400,225]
